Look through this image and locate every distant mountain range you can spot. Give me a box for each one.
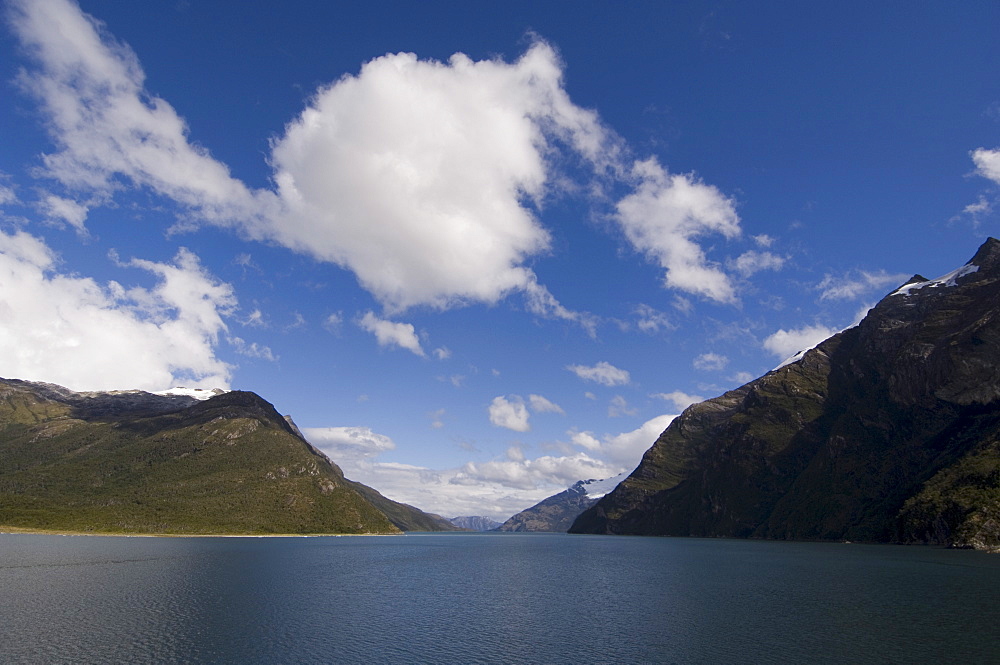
[495,473,628,532]
[0,380,457,535]
[449,516,502,531]
[572,238,1000,552]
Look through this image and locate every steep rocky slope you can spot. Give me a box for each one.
[0,379,444,535]
[572,239,1000,551]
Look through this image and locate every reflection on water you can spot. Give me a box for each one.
[2,533,999,664]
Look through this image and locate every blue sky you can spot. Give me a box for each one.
[1,0,998,520]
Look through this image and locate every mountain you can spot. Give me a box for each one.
[496,473,627,532]
[572,238,1000,552]
[449,516,502,531]
[347,481,462,532]
[0,379,447,535]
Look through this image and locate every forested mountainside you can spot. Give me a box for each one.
[0,380,450,535]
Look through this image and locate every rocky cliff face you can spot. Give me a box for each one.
[0,379,450,535]
[572,238,1000,551]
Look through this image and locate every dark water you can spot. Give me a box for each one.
[1,533,998,664]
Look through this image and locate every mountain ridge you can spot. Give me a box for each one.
[571,238,1000,551]
[0,379,452,535]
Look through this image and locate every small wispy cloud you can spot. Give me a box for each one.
[229,336,277,361]
[356,311,425,356]
[566,361,631,386]
[529,394,565,415]
[762,324,836,359]
[693,352,728,371]
[728,250,785,278]
[817,270,909,301]
[651,390,704,411]
[608,395,637,418]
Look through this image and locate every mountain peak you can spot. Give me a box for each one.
[969,236,1000,271]
[888,237,998,299]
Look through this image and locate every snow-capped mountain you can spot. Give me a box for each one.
[494,472,630,532]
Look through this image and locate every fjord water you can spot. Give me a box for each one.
[2,533,998,664]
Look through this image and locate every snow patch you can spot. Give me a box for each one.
[153,387,227,400]
[774,347,811,371]
[891,263,980,297]
[574,471,630,499]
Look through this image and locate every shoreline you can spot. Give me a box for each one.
[0,526,402,538]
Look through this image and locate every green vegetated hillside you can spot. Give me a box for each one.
[572,238,1000,552]
[0,380,452,535]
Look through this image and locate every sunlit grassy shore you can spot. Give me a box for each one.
[0,525,399,537]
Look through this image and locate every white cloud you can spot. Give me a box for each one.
[429,409,445,429]
[522,278,599,336]
[672,295,693,314]
[267,46,562,313]
[241,308,265,328]
[693,352,728,371]
[356,311,425,356]
[633,303,673,334]
[0,182,17,205]
[0,229,234,391]
[456,452,618,491]
[972,147,1000,185]
[566,360,631,386]
[568,414,676,468]
[817,270,909,300]
[601,414,676,467]
[607,395,637,418]
[528,393,564,414]
[488,395,530,432]
[728,249,785,277]
[228,336,276,361]
[10,0,739,331]
[729,371,754,384]
[752,234,775,247]
[505,445,525,462]
[307,414,678,520]
[8,0,267,224]
[433,346,451,360]
[323,312,343,332]
[39,193,89,232]
[337,459,557,521]
[569,430,602,451]
[614,157,741,304]
[956,195,994,229]
[302,426,396,463]
[266,40,618,323]
[652,390,704,411]
[762,324,836,359]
